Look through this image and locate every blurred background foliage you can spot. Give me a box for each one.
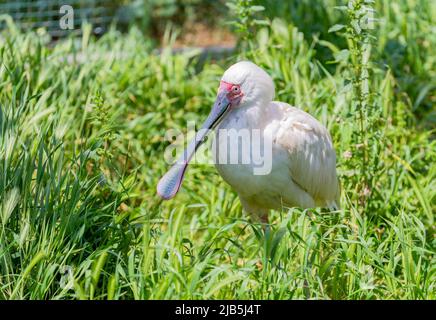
[122,0,434,125]
[0,0,435,299]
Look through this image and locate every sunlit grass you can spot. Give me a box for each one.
[0,0,435,299]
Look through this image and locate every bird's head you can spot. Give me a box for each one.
[157,61,275,199]
[219,60,275,109]
[193,61,275,134]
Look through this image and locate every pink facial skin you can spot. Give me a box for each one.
[219,80,243,106]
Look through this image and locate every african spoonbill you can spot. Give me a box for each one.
[157,61,340,221]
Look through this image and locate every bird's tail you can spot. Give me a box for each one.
[326,177,341,211]
[326,200,340,211]
[331,177,341,210]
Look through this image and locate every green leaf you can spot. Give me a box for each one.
[250,5,265,12]
[351,20,362,34]
[334,49,350,62]
[225,3,237,10]
[328,24,346,33]
[341,82,353,94]
[254,19,270,26]
[333,5,348,11]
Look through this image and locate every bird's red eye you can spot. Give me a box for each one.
[232,86,239,92]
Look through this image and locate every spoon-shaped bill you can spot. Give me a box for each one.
[156,161,188,200]
[157,91,231,200]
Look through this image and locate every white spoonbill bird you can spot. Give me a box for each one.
[157,61,340,220]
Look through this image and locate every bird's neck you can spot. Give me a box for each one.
[233,100,269,129]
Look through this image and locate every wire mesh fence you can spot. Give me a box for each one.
[0,0,123,37]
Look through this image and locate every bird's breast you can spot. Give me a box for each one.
[211,110,286,198]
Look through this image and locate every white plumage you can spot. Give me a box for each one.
[157,61,340,220]
[213,61,340,219]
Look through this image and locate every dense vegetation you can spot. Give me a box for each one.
[0,0,434,299]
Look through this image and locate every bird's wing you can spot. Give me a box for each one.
[271,103,340,207]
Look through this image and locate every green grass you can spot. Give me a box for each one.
[0,0,435,299]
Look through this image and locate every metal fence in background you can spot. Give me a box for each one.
[0,0,122,37]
